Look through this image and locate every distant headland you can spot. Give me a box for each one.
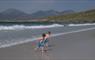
[0,8,95,23]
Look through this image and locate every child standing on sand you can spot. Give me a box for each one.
[44,31,51,50]
[35,33,46,53]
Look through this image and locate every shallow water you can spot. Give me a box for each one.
[0,23,95,48]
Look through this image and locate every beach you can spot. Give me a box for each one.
[0,28,95,60]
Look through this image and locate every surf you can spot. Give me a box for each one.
[0,26,95,48]
[0,24,64,30]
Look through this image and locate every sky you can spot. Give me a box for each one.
[0,0,95,13]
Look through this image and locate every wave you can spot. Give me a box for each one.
[0,38,37,48]
[0,24,64,30]
[68,23,95,26]
[1,27,95,48]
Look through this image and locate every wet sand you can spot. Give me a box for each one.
[0,29,95,60]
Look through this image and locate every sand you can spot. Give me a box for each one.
[0,29,95,60]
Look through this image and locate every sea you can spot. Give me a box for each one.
[0,22,95,48]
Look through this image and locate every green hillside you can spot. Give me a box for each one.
[47,9,95,23]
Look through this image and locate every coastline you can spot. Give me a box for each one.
[0,29,95,60]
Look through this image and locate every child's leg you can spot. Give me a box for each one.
[44,42,48,51]
[34,46,39,51]
[34,43,40,51]
[41,47,44,53]
[46,42,48,47]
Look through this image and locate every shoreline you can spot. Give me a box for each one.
[0,27,95,49]
[0,28,95,60]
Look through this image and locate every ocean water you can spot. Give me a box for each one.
[0,22,95,48]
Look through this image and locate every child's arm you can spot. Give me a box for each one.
[37,37,43,42]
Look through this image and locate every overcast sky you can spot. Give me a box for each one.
[0,0,95,13]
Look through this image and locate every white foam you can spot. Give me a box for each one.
[51,27,95,37]
[0,38,38,48]
[0,27,95,48]
[0,24,64,30]
[68,23,95,26]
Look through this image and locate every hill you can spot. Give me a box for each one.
[0,8,75,22]
[0,8,32,20]
[47,9,95,23]
[31,10,59,18]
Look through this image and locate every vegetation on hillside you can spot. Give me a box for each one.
[47,9,95,23]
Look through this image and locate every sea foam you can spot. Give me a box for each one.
[68,23,95,26]
[0,27,95,48]
[0,24,64,30]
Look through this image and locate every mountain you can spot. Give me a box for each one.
[0,8,75,22]
[0,9,60,20]
[31,10,75,18]
[60,10,75,15]
[0,8,95,23]
[0,8,32,20]
[31,10,59,18]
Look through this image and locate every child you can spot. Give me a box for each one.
[44,31,51,50]
[35,33,46,53]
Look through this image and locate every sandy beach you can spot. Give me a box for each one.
[0,29,95,60]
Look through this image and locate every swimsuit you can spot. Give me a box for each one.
[38,40,45,48]
[44,38,48,44]
[37,38,49,48]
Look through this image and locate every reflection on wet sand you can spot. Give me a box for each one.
[41,51,51,60]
